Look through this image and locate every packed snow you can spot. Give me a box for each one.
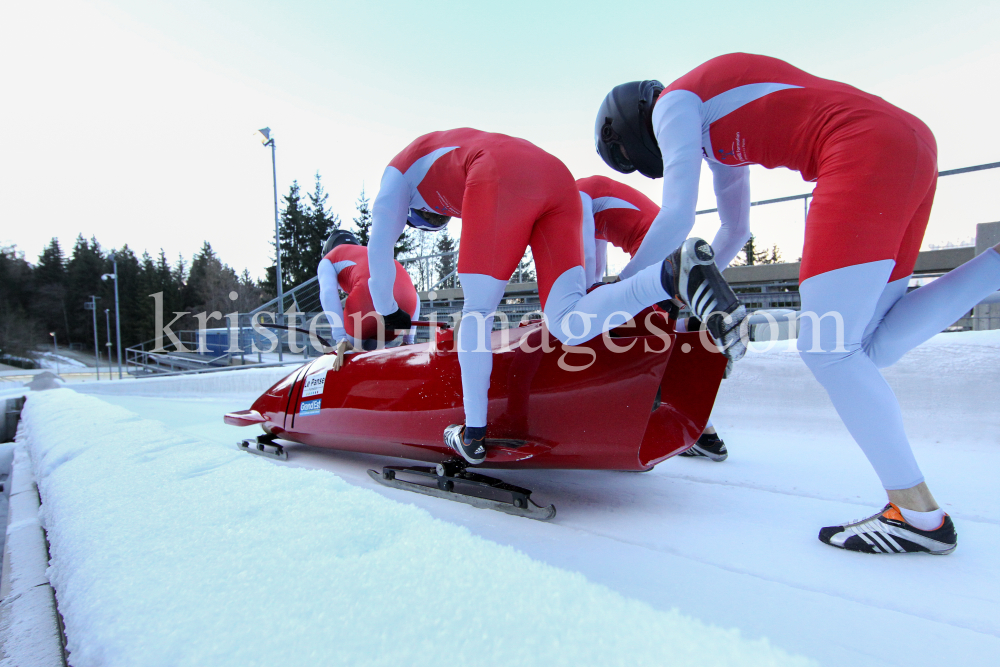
[35,352,88,370]
[12,329,1000,666]
[18,389,811,667]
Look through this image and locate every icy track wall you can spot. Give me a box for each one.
[18,390,813,667]
[72,366,295,398]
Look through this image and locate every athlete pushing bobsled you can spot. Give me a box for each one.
[367,128,748,466]
[317,229,420,369]
[577,174,729,461]
[595,52,1000,554]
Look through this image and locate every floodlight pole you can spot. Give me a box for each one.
[105,309,114,379]
[260,127,284,362]
[111,254,123,378]
[50,332,60,376]
[87,296,101,380]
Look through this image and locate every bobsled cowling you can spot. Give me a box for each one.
[226,311,727,471]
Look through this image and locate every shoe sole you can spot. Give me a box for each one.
[444,426,485,465]
[679,444,728,462]
[677,239,748,362]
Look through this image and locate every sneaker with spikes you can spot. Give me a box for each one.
[662,238,747,362]
[444,424,487,465]
[819,503,957,554]
[678,431,729,461]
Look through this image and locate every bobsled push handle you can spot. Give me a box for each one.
[254,323,332,348]
[409,320,451,330]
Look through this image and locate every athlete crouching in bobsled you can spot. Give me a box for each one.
[367,128,749,467]
[578,174,730,462]
[318,230,420,370]
[595,52,1000,554]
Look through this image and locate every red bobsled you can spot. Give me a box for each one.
[225,310,727,518]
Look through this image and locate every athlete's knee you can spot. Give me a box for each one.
[545,305,598,346]
[862,334,905,369]
[796,312,863,375]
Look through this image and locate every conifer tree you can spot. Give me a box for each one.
[352,187,373,246]
[105,246,143,348]
[515,248,536,282]
[304,172,341,273]
[0,244,40,362]
[733,235,782,266]
[263,181,309,294]
[33,237,70,344]
[435,229,458,289]
[351,186,417,258]
[66,235,107,349]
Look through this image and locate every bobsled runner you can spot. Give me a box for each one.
[225,310,728,519]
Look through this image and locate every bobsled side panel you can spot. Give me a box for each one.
[278,324,674,469]
[482,326,672,470]
[248,321,708,471]
[638,331,728,468]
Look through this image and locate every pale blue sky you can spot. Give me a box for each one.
[3,0,999,276]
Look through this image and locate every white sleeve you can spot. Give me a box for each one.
[708,162,751,269]
[318,259,349,343]
[595,239,608,281]
[580,192,598,286]
[368,167,410,315]
[619,90,704,280]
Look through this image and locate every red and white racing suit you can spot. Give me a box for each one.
[640,53,1000,490]
[318,244,419,344]
[368,128,671,429]
[576,175,659,285]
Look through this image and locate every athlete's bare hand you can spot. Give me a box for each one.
[331,339,356,371]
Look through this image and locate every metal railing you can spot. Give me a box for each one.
[695,160,1000,219]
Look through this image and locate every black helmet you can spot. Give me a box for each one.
[322,230,360,256]
[594,80,665,179]
[406,208,451,232]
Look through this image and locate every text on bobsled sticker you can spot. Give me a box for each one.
[299,398,321,416]
[301,372,326,398]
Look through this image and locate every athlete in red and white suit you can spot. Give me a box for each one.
[576,175,658,286]
[318,243,419,345]
[577,174,728,460]
[608,53,1000,545]
[368,129,672,443]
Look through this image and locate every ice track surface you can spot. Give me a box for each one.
[76,331,1000,666]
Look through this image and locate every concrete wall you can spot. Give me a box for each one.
[974,221,1000,330]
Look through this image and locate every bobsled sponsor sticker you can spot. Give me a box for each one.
[301,371,326,398]
[299,398,322,416]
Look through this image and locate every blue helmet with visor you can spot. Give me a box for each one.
[406,208,451,232]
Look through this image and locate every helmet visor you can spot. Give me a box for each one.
[597,117,636,174]
[607,142,635,173]
[406,209,451,232]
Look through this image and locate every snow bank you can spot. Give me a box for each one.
[36,352,87,370]
[19,389,810,667]
[72,365,297,398]
[723,329,1000,435]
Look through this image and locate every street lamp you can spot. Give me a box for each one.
[104,309,114,379]
[103,259,123,379]
[257,126,284,362]
[84,296,101,380]
[49,332,60,376]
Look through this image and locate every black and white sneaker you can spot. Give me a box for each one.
[678,431,728,461]
[444,424,487,465]
[662,238,747,362]
[819,503,957,555]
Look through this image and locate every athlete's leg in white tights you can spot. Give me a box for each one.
[797,249,1000,491]
[456,264,671,428]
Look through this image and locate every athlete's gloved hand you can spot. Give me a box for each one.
[381,307,412,332]
[331,338,357,371]
[586,278,620,293]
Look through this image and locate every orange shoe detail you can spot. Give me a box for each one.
[887,503,948,530]
[883,503,906,523]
